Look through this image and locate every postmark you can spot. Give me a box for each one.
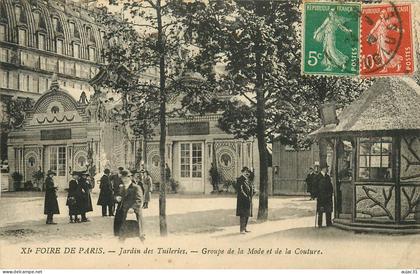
[360,3,414,76]
[302,2,361,76]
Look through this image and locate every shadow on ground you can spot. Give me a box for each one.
[0,204,314,243]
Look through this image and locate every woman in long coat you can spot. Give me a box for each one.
[67,172,81,223]
[236,167,254,234]
[44,170,59,224]
[142,171,152,209]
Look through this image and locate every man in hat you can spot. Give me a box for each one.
[315,164,334,227]
[111,167,124,215]
[44,170,59,224]
[97,168,114,217]
[236,166,255,234]
[79,171,93,222]
[305,167,317,200]
[67,171,82,223]
[114,170,145,241]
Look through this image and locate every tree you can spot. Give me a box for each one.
[181,0,303,220]
[98,0,202,236]
[182,0,373,221]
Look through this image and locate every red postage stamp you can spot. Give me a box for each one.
[360,3,414,76]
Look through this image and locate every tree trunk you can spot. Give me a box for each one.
[318,138,328,168]
[254,8,268,220]
[156,0,167,236]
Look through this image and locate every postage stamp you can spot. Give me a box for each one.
[360,3,414,76]
[302,2,361,76]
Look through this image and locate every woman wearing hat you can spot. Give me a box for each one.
[236,167,255,234]
[44,170,59,225]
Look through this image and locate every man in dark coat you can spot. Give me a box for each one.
[44,170,59,224]
[305,167,317,200]
[209,163,220,193]
[67,171,82,223]
[114,170,145,241]
[111,167,124,215]
[315,164,334,227]
[97,168,114,217]
[236,166,255,234]
[78,172,93,222]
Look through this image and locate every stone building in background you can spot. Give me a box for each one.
[0,0,105,163]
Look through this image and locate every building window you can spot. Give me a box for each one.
[69,22,75,36]
[38,34,45,50]
[0,25,6,41]
[0,47,9,62]
[31,76,39,93]
[18,29,27,46]
[73,43,80,58]
[56,39,63,55]
[358,137,392,181]
[66,61,75,76]
[52,18,58,31]
[58,60,64,73]
[180,142,203,178]
[20,51,28,66]
[75,63,81,77]
[39,56,46,70]
[39,76,47,92]
[88,46,96,62]
[49,146,66,176]
[0,70,8,88]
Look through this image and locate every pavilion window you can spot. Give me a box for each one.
[180,142,203,178]
[0,24,6,41]
[358,137,392,181]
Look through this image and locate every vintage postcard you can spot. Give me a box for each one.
[1,0,420,271]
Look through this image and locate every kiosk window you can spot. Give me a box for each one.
[358,137,392,180]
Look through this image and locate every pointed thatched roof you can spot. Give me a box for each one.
[311,77,420,137]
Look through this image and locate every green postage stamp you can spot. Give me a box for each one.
[302,2,361,76]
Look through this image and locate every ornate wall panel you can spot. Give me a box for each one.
[400,186,420,221]
[356,185,396,221]
[401,136,420,182]
[146,144,160,184]
[214,142,237,183]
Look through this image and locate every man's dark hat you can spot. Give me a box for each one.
[104,168,111,174]
[241,166,250,173]
[47,170,56,176]
[130,169,139,175]
[118,167,124,171]
[121,170,131,177]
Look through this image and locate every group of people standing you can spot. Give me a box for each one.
[97,166,152,241]
[43,169,94,224]
[305,164,334,227]
[43,165,153,241]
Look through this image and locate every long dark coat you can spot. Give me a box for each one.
[236,175,254,217]
[305,172,316,195]
[315,173,334,213]
[111,175,122,199]
[113,183,143,236]
[44,176,59,215]
[78,178,93,213]
[97,174,114,206]
[67,179,81,215]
